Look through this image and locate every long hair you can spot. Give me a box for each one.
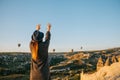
[30,41,38,61]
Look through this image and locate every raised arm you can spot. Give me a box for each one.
[45,31,51,42]
[44,23,51,47]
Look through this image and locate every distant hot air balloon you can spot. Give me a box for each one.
[53,49,55,52]
[18,43,21,47]
[81,46,83,50]
[71,49,74,53]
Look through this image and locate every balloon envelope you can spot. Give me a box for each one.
[18,43,21,47]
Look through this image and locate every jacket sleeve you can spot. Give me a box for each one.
[44,31,51,48]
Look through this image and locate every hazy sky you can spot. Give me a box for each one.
[0,0,120,52]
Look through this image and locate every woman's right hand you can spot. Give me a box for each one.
[47,23,51,31]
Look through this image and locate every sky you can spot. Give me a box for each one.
[0,0,120,52]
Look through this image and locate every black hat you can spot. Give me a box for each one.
[32,30,44,42]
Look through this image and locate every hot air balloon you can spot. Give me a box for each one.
[71,49,74,53]
[18,43,21,47]
[81,46,83,50]
[53,49,55,52]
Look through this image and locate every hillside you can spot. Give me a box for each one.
[81,62,120,80]
[0,47,120,80]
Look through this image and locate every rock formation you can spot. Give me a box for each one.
[104,57,110,66]
[81,62,120,80]
[97,56,104,71]
[111,55,117,63]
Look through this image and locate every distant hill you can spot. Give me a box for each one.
[0,47,120,80]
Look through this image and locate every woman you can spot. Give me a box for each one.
[30,24,51,80]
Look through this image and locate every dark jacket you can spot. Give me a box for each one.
[30,31,51,80]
